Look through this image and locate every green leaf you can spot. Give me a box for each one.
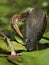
[15,36,24,44]
[43,31,49,38]
[40,39,49,44]
[40,31,49,44]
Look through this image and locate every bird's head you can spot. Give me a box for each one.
[10,11,29,38]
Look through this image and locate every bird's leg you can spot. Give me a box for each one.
[0,32,21,62]
[6,37,21,62]
[0,31,16,55]
[6,38,16,56]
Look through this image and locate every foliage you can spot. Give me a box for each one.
[0,0,49,65]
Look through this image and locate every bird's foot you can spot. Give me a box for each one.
[7,53,22,63]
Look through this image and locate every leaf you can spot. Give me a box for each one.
[40,39,49,44]
[39,31,49,44]
[15,36,24,44]
[43,31,49,38]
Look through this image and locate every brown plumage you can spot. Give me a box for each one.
[10,12,29,38]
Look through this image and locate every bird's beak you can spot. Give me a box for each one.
[13,22,24,38]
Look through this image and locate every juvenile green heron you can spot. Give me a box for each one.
[7,8,47,61]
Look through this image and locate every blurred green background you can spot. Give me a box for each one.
[0,0,49,65]
[0,0,49,32]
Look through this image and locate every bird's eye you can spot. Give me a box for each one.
[18,17,20,19]
[16,17,17,18]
